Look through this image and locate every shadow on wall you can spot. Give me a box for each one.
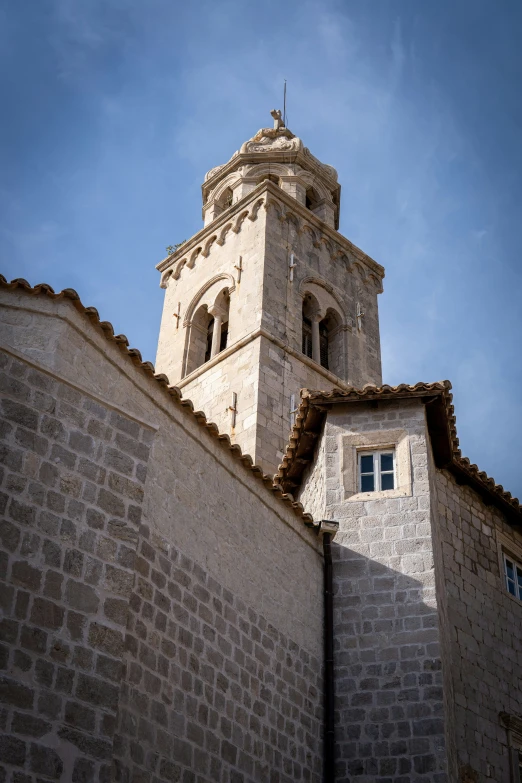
[331,540,448,783]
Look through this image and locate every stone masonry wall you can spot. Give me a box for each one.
[263,201,383,390]
[298,432,326,523]
[0,288,325,783]
[434,469,522,782]
[298,399,449,783]
[113,528,322,782]
[0,350,152,782]
[179,339,261,464]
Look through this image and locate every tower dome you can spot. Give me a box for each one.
[202,110,341,229]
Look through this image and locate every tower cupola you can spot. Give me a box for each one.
[202,110,341,229]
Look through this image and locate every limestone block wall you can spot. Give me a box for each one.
[0,352,153,782]
[299,400,449,783]
[298,435,326,522]
[0,288,324,783]
[255,337,340,474]
[263,203,383,389]
[433,470,522,782]
[178,339,260,462]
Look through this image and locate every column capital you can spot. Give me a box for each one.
[310,311,325,323]
[208,304,226,319]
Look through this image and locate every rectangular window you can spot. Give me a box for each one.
[358,450,395,493]
[504,553,522,601]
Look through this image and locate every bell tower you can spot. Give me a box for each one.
[156,111,385,475]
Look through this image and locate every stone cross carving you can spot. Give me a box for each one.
[356,302,365,331]
[172,301,181,328]
[289,252,297,282]
[270,109,285,130]
[234,256,243,283]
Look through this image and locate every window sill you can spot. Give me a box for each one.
[348,487,411,502]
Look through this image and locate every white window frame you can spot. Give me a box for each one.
[342,429,412,501]
[503,552,522,602]
[358,449,396,493]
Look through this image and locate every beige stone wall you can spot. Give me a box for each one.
[178,340,261,461]
[299,434,326,522]
[262,198,383,389]
[433,469,522,782]
[255,336,341,473]
[298,399,450,781]
[0,289,324,782]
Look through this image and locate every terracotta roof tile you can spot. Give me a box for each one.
[0,276,316,529]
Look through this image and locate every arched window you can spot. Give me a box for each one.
[302,296,343,374]
[319,321,329,370]
[302,316,313,359]
[320,309,342,374]
[221,187,233,209]
[204,317,214,364]
[305,187,320,212]
[212,187,233,220]
[185,290,231,377]
[186,304,213,376]
[302,294,320,362]
[211,289,230,355]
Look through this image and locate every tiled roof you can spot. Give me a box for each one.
[0,276,316,529]
[275,382,522,525]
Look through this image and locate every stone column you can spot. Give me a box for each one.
[311,314,322,365]
[208,306,223,358]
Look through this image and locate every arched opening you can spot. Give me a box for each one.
[211,187,233,220]
[185,304,213,376]
[185,291,230,377]
[305,187,320,212]
[320,308,343,375]
[319,320,329,370]
[204,317,214,363]
[302,294,320,361]
[302,296,343,375]
[221,187,233,209]
[213,289,230,355]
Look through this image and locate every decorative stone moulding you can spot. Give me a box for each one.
[183,273,236,326]
[157,182,384,290]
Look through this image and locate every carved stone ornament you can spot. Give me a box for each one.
[240,128,302,155]
[205,163,225,181]
[303,147,338,182]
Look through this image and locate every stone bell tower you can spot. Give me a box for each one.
[156,111,385,475]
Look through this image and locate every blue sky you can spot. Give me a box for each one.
[1,0,521,497]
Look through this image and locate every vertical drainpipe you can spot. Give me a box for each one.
[320,520,339,782]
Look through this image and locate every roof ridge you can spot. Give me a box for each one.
[0,275,317,530]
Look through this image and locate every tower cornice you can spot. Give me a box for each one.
[156,180,384,288]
